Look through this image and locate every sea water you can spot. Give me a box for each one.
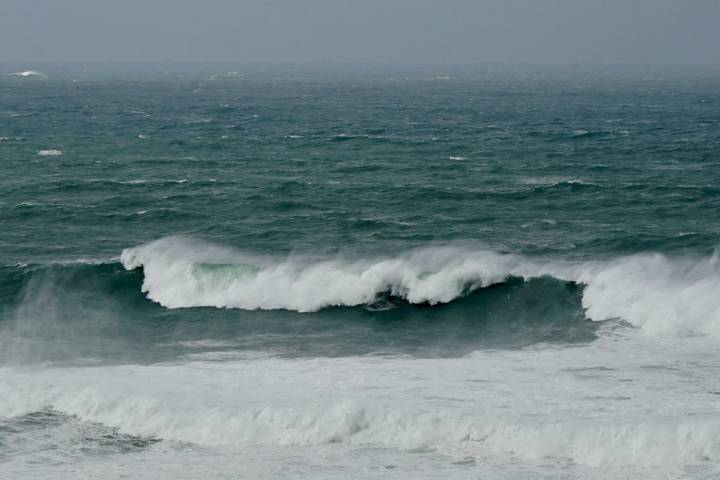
[1,66,720,479]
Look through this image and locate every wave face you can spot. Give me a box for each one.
[122,236,720,337]
[120,237,543,311]
[0,256,592,365]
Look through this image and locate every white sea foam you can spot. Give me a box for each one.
[116,178,187,185]
[519,176,592,187]
[121,237,532,312]
[121,236,720,337]
[37,149,63,156]
[2,333,720,471]
[11,70,47,77]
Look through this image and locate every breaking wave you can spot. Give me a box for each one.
[121,236,720,337]
[2,351,720,468]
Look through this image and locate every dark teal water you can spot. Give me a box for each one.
[3,67,720,479]
[1,68,719,364]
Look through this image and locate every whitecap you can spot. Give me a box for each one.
[520,176,584,186]
[183,116,213,125]
[37,149,63,156]
[11,70,46,77]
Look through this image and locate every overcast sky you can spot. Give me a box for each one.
[1,0,719,67]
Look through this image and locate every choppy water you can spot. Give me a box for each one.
[2,66,720,479]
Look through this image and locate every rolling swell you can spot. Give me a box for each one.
[0,252,594,365]
[5,234,720,366]
[122,236,720,337]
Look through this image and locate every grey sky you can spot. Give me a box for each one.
[1,0,719,66]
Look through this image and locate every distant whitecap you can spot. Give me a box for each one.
[12,70,47,77]
[37,149,63,156]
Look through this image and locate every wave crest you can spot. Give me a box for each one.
[121,236,720,336]
[121,237,535,312]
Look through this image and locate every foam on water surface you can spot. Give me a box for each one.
[3,70,720,479]
[1,331,719,479]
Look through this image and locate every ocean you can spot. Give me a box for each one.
[1,66,720,479]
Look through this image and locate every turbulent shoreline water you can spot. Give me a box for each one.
[1,67,720,479]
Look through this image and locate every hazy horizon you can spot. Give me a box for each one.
[1,0,719,68]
